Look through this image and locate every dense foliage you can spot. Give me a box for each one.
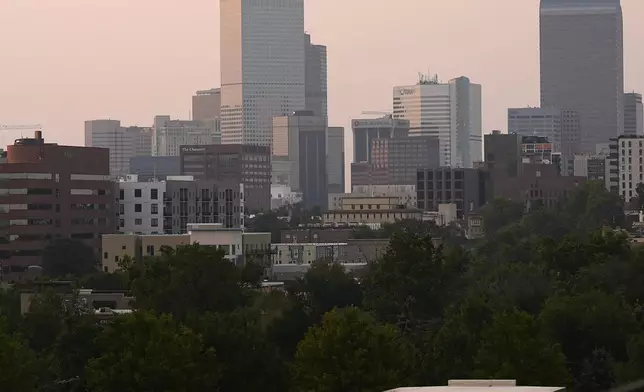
[2,182,644,391]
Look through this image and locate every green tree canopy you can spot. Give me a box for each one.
[42,238,98,277]
[0,323,41,392]
[291,307,414,392]
[86,312,220,392]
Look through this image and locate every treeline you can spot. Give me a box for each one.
[1,181,644,391]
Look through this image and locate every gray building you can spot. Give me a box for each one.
[573,154,607,182]
[305,34,327,122]
[273,111,327,209]
[129,156,181,181]
[416,168,486,220]
[624,93,644,136]
[540,0,624,153]
[163,179,244,234]
[351,136,440,187]
[192,88,221,122]
[327,126,345,194]
[180,144,271,213]
[507,108,581,157]
[352,116,410,164]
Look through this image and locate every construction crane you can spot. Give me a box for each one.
[0,124,42,147]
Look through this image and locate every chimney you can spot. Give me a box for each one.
[34,130,42,140]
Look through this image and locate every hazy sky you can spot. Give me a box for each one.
[1,0,643,160]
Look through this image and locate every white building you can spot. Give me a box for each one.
[85,120,153,176]
[220,0,305,146]
[393,76,482,168]
[117,175,166,234]
[188,223,243,263]
[616,135,644,203]
[152,115,219,157]
[386,379,564,392]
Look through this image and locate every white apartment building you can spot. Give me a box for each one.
[220,0,305,146]
[117,175,166,234]
[393,76,482,168]
[84,120,153,176]
[152,115,219,157]
[616,135,644,203]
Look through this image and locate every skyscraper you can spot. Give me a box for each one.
[220,0,305,147]
[393,76,482,168]
[540,0,624,153]
[305,33,328,122]
[624,93,644,136]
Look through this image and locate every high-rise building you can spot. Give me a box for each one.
[85,120,153,177]
[272,111,327,209]
[393,76,482,168]
[508,108,582,158]
[179,144,271,212]
[624,93,644,136]
[0,132,115,279]
[220,0,305,147]
[192,88,221,121]
[152,115,219,157]
[352,116,410,164]
[612,135,644,202]
[540,0,624,152]
[327,127,345,194]
[305,34,328,122]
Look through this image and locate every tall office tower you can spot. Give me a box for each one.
[352,116,410,163]
[624,93,644,136]
[393,76,482,168]
[85,120,153,176]
[272,111,327,209]
[327,127,345,193]
[192,88,221,121]
[508,107,582,158]
[220,0,305,147]
[152,115,219,157]
[540,0,624,153]
[304,33,328,122]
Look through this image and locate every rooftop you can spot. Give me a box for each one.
[386,380,564,392]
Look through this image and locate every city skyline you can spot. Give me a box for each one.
[1,0,643,164]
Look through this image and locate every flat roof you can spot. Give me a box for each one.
[387,388,564,392]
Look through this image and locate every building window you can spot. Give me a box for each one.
[135,218,142,226]
[120,204,124,214]
[146,245,155,256]
[135,204,142,213]
[151,189,158,200]
[119,189,124,200]
[119,219,124,227]
[151,218,158,227]
[135,189,142,198]
[103,252,108,259]
[151,204,158,214]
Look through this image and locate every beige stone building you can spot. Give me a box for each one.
[323,195,422,226]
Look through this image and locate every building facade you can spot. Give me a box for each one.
[272,112,327,209]
[220,0,305,146]
[84,120,152,177]
[192,88,221,122]
[327,126,345,194]
[573,153,608,182]
[540,0,624,153]
[323,195,422,226]
[0,132,115,278]
[352,117,410,164]
[507,108,581,159]
[624,93,644,136]
[152,115,219,157]
[129,156,181,182]
[416,168,486,220]
[614,135,644,203]
[521,135,554,165]
[305,33,328,121]
[117,176,166,234]
[180,144,271,212]
[393,77,483,168]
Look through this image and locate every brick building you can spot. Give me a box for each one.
[0,132,115,278]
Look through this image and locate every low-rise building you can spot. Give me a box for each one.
[270,242,366,281]
[323,195,422,226]
[416,168,486,221]
[101,224,271,271]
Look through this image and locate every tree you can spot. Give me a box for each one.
[127,244,253,321]
[472,309,571,386]
[0,324,41,392]
[294,261,363,317]
[636,183,644,211]
[291,307,415,392]
[364,231,467,331]
[189,310,287,392]
[85,312,220,392]
[42,238,98,277]
[481,198,525,238]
